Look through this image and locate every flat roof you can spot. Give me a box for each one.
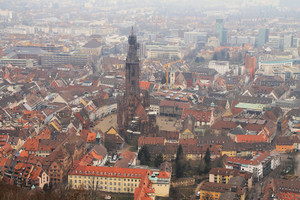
[235,102,265,111]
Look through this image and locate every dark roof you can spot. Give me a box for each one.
[150,97,160,106]
[235,95,272,104]
[273,178,300,193]
[83,39,102,49]
[219,192,238,200]
[91,144,107,158]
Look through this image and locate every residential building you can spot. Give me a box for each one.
[208,61,230,75]
[68,165,171,199]
[264,178,300,200]
[199,182,246,200]
[225,150,280,181]
[209,168,253,189]
[146,43,182,59]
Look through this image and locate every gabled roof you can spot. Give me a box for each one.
[181,108,212,122]
[22,138,39,152]
[138,137,165,147]
[236,134,267,143]
[106,127,118,135]
[160,100,190,109]
[140,81,151,91]
[135,103,147,120]
[83,39,102,49]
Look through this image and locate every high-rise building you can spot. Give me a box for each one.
[245,54,256,79]
[215,19,227,44]
[283,34,293,50]
[266,36,281,49]
[256,28,269,47]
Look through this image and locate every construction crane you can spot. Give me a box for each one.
[161,59,183,85]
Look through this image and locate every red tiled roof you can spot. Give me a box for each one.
[179,138,197,146]
[138,137,165,147]
[135,103,148,120]
[70,165,149,179]
[236,134,267,143]
[140,81,151,91]
[160,100,190,109]
[209,167,252,179]
[226,151,271,166]
[211,118,237,130]
[181,108,211,122]
[20,150,29,157]
[120,150,136,161]
[22,138,39,152]
[87,132,97,143]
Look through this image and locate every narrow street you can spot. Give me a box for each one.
[190,179,208,200]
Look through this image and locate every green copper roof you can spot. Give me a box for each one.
[235,102,265,111]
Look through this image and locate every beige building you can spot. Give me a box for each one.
[68,165,171,199]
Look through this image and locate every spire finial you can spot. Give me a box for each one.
[131,26,134,36]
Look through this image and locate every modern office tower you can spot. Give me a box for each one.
[283,34,293,50]
[256,28,269,47]
[215,19,227,44]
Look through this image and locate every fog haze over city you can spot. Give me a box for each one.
[1,0,300,200]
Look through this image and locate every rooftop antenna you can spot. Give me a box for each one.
[131,26,134,36]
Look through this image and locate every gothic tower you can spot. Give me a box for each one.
[118,27,141,132]
[125,27,140,98]
[125,27,140,124]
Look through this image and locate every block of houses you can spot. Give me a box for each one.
[276,136,300,153]
[138,136,165,150]
[263,178,300,200]
[209,167,253,189]
[199,181,246,200]
[181,108,214,126]
[159,100,190,117]
[114,150,137,168]
[68,165,171,199]
[79,144,107,166]
[225,150,280,181]
[104,127,125,150]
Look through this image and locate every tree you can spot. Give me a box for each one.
[175,159,185,178]
[176,144,184,163]
[138,145,151,165]
[154,154,164,167]
[204,148,211,165]
[197,159,205,175]
[204,148,211,173]
[175,145,185,178]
